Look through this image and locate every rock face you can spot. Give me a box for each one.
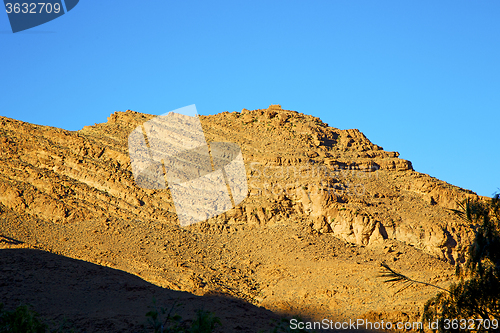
[200,105,477,264]
[0,105,483,329]
[0,106,479,261]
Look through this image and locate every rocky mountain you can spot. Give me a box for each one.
[0,105,481,332]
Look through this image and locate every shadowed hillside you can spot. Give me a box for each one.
[0,248,290,332]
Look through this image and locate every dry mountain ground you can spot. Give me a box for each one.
[0,105,484,332]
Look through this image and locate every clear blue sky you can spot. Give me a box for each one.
[1,1,498,197]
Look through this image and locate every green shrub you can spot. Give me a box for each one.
[188,310,220,333]
[145,299,221,333]
[145,298,184,333]
[0,303,79,333]
[0,303,47,333]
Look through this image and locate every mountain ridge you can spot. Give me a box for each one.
[0,104,481,331]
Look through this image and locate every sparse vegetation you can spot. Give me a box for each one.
[145,298,184,333]
[188,310,221,333]
[0,299,222,333]
[0,303,47,333]
[145,298,221,333]
[0,303,79,333]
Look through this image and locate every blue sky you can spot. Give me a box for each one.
[1,1,498,197]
